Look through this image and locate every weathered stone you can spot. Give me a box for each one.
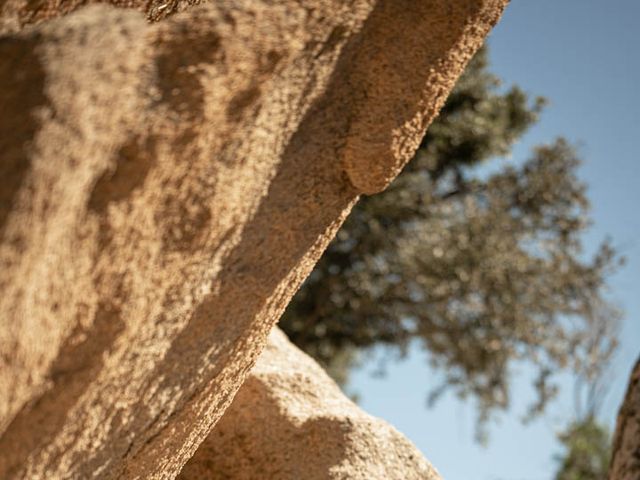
[179,328,441,480]
[0,0,508,478]
[1,0,202,32]
[609,356,640,480]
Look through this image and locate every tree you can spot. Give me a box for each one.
[280,47,622,432]
[553,317,617,480]
[554,417,611,480]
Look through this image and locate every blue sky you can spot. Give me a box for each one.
[349,2,640,479]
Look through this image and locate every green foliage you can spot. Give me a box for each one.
[554,417,611,480]
[280,47,621,432]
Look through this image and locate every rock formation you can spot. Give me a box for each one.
[0,0,508,478]
[179,328,441,480]
[609,356,640,480]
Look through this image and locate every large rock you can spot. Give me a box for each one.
[1,0,212,32]
[609,356,640,480]
[0,0,508,478]
[179,328,441,480]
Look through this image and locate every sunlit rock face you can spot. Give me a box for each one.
[180,328,442,480]
[0,0,507,478]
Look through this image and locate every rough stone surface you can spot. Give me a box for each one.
[0,0,508,478]
[609,356,640,480]
[1,0,200,32]
[179,328,441,480]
